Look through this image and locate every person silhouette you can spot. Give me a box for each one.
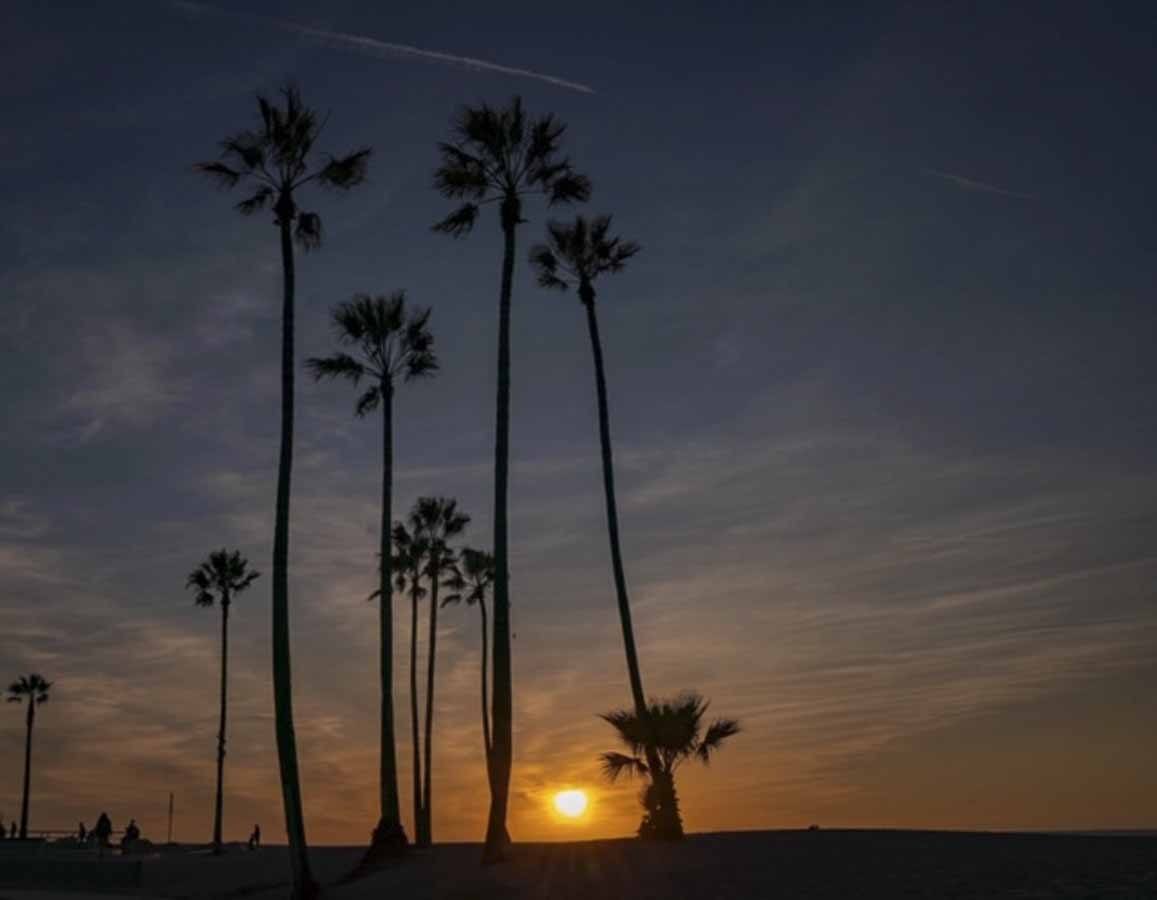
[94,812,112,847]
[78,821,87,842]
[248,823,261,850]
[122,818,140,850]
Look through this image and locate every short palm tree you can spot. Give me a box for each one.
[442,548,496,765]
[196,84,369,899]
[186,549,260,853]
[7,674,52,840]
[389,522,428,845]
[529,215,685,835]
[307,292,436,855]
[407,497,470,847]
[600,693,740,837]
[433,96,589,861]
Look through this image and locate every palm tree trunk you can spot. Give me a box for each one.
[371,383,406,853]
[582,293,681,840]
[483,209,517,862]
[409,585,421,847]
[212,599,230,852]
[273,213,317,899]
[421,561,441,847]
[479,598,491,764]
[19,701,33,840]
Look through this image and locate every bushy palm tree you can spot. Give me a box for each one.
[407,497,469,847]
[601,693,740,837]
[528,215,685,835]
[389,522,428,845]
[307,292,436,856]
[442,548,496,764]
[433,96,589,861]
[186,550,259,853]
[7,674,51,840]
[196,84,369,899]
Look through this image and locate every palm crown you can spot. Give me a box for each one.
[530,215,640,299]
[442,548,495,609]
[409,498,470,581]
[7,674,51,706]
[306,292,437,416]
[186,549,261,608]
[600,692,740,781]
[195,84,371,249]
[391,523,430,599]
[433,96,591,234]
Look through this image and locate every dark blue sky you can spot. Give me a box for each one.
[1,1,1154,842]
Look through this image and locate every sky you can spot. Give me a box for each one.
[1,1,1155,845]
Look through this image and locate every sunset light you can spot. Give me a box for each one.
[553,789,589,819]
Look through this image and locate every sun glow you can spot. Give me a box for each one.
[553,789,589,819]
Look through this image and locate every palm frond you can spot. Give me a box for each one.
[432,203,480,237]
[195,161,243,189]
[305,353,366,384]
[236,185,275,216]
[354,385,381,417]
[295,211,323,251]
[697,718,741,764]
[315,148,372,191]
[600,751,649,782]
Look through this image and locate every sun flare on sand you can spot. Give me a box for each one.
[553,789,589,819]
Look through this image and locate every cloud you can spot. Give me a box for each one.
[924,168,1033,199]
[172,1,596,94]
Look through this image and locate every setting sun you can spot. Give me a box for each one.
[553,789,589,819]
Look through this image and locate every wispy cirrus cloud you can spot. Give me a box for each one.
[924,168,1033,199]
[171,1,595,94]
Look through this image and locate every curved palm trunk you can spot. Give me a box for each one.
[420,564,441,846]
[371,384,406,854]
[19,700,33,840]
[273,215,318,899]
[409,585,421,847]
[582,292,683,840]
[483,211,517,862]
[212,598,230,852]
[479,598,491,763]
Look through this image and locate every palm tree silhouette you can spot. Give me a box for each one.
[600,693,740,836]
[407,497,470,846]
[442,548,496,764]
[186,549,260,854]
[7,674,51,840]
[196,83,369,900]
[389,521,428,847]
[307,292,436,856]
[433,97,589,861]
[529,215,685,836]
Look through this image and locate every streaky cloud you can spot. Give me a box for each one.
[924,168,1032,199]
[172,0,595,94]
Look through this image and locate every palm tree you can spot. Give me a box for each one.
[433,97,589,861]
[389,522,428,846]
[196,83,370,900]
[528,215,684,835]
[186,549,260,853]
[442,548,495,764]
[407,497,470,846]
[600,693,740,837]
[7,674,51,839]
[307,293,437,856]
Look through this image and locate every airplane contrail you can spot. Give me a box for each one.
[924,168,1032,200]
[172,1,595,94]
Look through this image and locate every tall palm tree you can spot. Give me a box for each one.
[529,215,684,836]
[7,674,51,840]
[433,97,589,860]
[307,292,437,856]
[186,549,260,853]
[442,548,496,764]
[600,693,740,836]
[390,522,428,846]
[407,497,470,846]
[196,84,370,899]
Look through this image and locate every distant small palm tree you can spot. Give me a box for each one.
[186,549,260,854]
[408,497,470,847]
[600,693,740,837]
[7,674,52,840]
[434,97,589,860]
[307,292,437,856]
[442,548,496,764]
[196,83,369,900]
[390,521,428,845]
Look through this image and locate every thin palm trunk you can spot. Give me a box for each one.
[273,215,317,898]
[409,585,421,847]
[484,211,517,861]
[373,384,405,850]
[19,700,33,839]
[583,293,681,839]
[420,562,441,846]
[212,598,229,851]
[479,597,491,763]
